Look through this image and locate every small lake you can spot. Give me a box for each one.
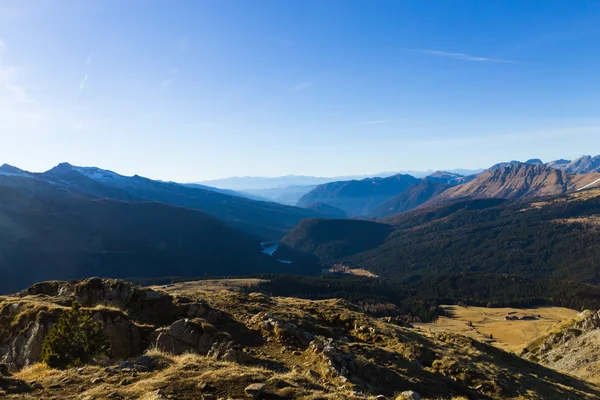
[260,241,291,264]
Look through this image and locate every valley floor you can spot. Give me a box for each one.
[414,305,577,353]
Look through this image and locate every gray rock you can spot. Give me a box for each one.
[245,383,265,398]
[149,318,221,355]
[397,391,421,400]
[135,355,158,368]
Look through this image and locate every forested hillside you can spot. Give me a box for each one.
[279,189,600,312]
[0,178,315,293]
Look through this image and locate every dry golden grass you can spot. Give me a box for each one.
[552,216,600,227]
[148,278,267,295]
[5,286,600,399]
[414,305,577,353]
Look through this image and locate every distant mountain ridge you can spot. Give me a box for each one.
[0,162,327,240]
[296,174,421,216]
[198,169,483,190]
[488,155,600,174]
[369,180,452,218]
[424,163,600,208]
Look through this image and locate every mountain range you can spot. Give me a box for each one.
[0,162,325,240]
[295,156,600,218]
[296,174,422,216]
[0,162,332,292]
[196,169,483,190]
[2,155,600,294]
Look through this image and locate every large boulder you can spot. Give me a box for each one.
[150,318,247,363]
[150,318,220,354]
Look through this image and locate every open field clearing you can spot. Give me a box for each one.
[148,278,267,294]
[414,305,578,353]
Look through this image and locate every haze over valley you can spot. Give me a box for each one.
[2,2,600,399]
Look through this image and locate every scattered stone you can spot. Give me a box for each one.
[119,378,132,386]
[197,380,208,390]
[134,355,158,369]
[134,364,149,372]
[306,370,320,380]
[245,383,265,398]
[105,367,119,374]
[397,391,421,400]
[31,382,43,390]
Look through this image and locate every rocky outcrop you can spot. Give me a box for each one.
[248,311,306,345]
[0,314,56,371]
[0,302,143,370]
[150,318,219,354]
[149,318,247,363]
[1,278,229,370]
[94,310,142,359]
[522,310,600,383]
[308,336,354,380]
[19,278,182,324]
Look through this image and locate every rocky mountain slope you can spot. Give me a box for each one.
[424,171,468,185]
[423,163,600,207]
[0,177,314,294]
[522,309,600,384]
[297,174,421,216]
[1,278,599,399]
[563,155,600,174]
[0,163,326,240]
[489,155,600,174]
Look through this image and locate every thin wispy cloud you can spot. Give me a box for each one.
[79,74,88,94]
[353,120,390,126]
[160,67,178,89]
[85,53,93,65]
[0,66,29,102]
[292,81,312,91]
[418,49,515,64]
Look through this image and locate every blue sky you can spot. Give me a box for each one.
[1,0,599,181]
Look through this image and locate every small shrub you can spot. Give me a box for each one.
[41,301,110,368]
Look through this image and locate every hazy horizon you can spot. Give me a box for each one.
[2,1,600,181]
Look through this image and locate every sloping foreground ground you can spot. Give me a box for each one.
[0,278,599,399]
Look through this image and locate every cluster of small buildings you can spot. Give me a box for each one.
[504,313,540,321]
